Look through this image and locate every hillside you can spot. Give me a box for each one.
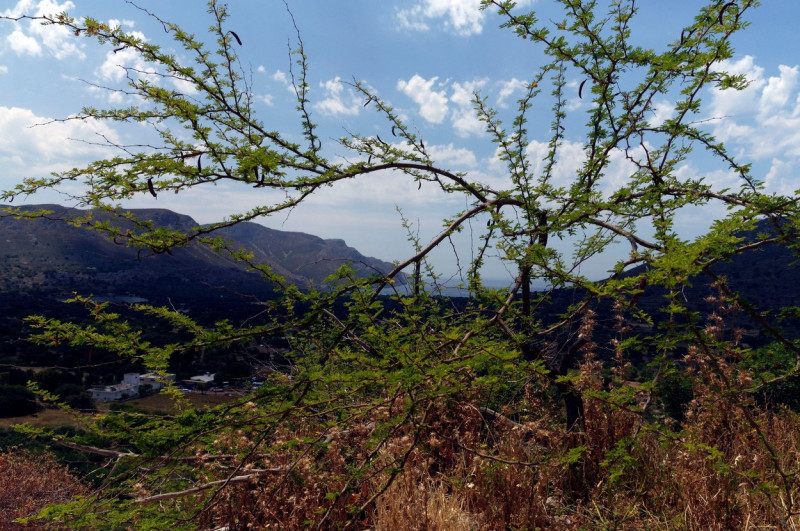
[0,204,403,302]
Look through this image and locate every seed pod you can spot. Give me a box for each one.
[147,178,157,198]
[229,31,242,45]
[578,79,587,99]
[718,2,736,25]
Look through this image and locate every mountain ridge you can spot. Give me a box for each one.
[0,204,404,300]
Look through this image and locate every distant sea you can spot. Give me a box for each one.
[384,278,550,298]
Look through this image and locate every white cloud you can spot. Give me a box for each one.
[649,99,674,127]
[257,65,266,74]
[0,106,121,183]
[1,0,74,18]
[397,74,448,124]
[760,64,798,116]
[2,1,84,60]
[709,55,766,118]
[396,0,486,36]
[107,19,134,30]
[0,65,7,73]
[257,93,274,107]
[170,75,198,96]
[707,56,800,165]
[272,70,288,84]
[496,78,527,108]
[450,79,486,137]
[428,143,478,168]
[97,36,147,82]
[395,0,535,36]
[313,76,361,117]
[764,158,800,196]
[6,27,41,55]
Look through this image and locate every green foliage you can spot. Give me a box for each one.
[5,0,800,528]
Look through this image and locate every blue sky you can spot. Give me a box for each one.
[2,0,800,283]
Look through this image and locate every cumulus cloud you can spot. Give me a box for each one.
[0,65,7,73]
[257,93,274,107]
[649,99,675,127]
[0,106,121,182]
[6,27,41,55]
[395,0,536,36]
[96,34,148,82]
[428,143,478,168]
[496,78,527,108]
[396,0,486,36]
[450,79,486,137]
[272,70,288,83]
[397,74,449,123]
[2,0,84,60]
[313,76,361,117]
[708,55,800,166]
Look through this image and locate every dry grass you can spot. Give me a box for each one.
[0,391,234,429]
[0,450,87,527]
[0,408,81,429]
[118,390,234,412]
[374,476,482,530]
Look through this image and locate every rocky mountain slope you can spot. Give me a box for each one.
[0,204,402,301]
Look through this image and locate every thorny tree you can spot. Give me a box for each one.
[4,0,800,528]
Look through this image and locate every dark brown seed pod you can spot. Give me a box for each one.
[229,30,242,45]
[113,46,126,54]
[718,2,736,25]
[420,139,425,150]
[391,126,397,136]
[197,155,201,172]
[578,79,587,99]
[147,178,157,198]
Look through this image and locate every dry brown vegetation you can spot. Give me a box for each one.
[168,382,800,529]
[0,450,87,528]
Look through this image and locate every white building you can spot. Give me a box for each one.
[89,372,176,401]
[122,372,175,390]
[88,383,139,401]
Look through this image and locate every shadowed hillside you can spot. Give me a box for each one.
[0,204,403,301]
